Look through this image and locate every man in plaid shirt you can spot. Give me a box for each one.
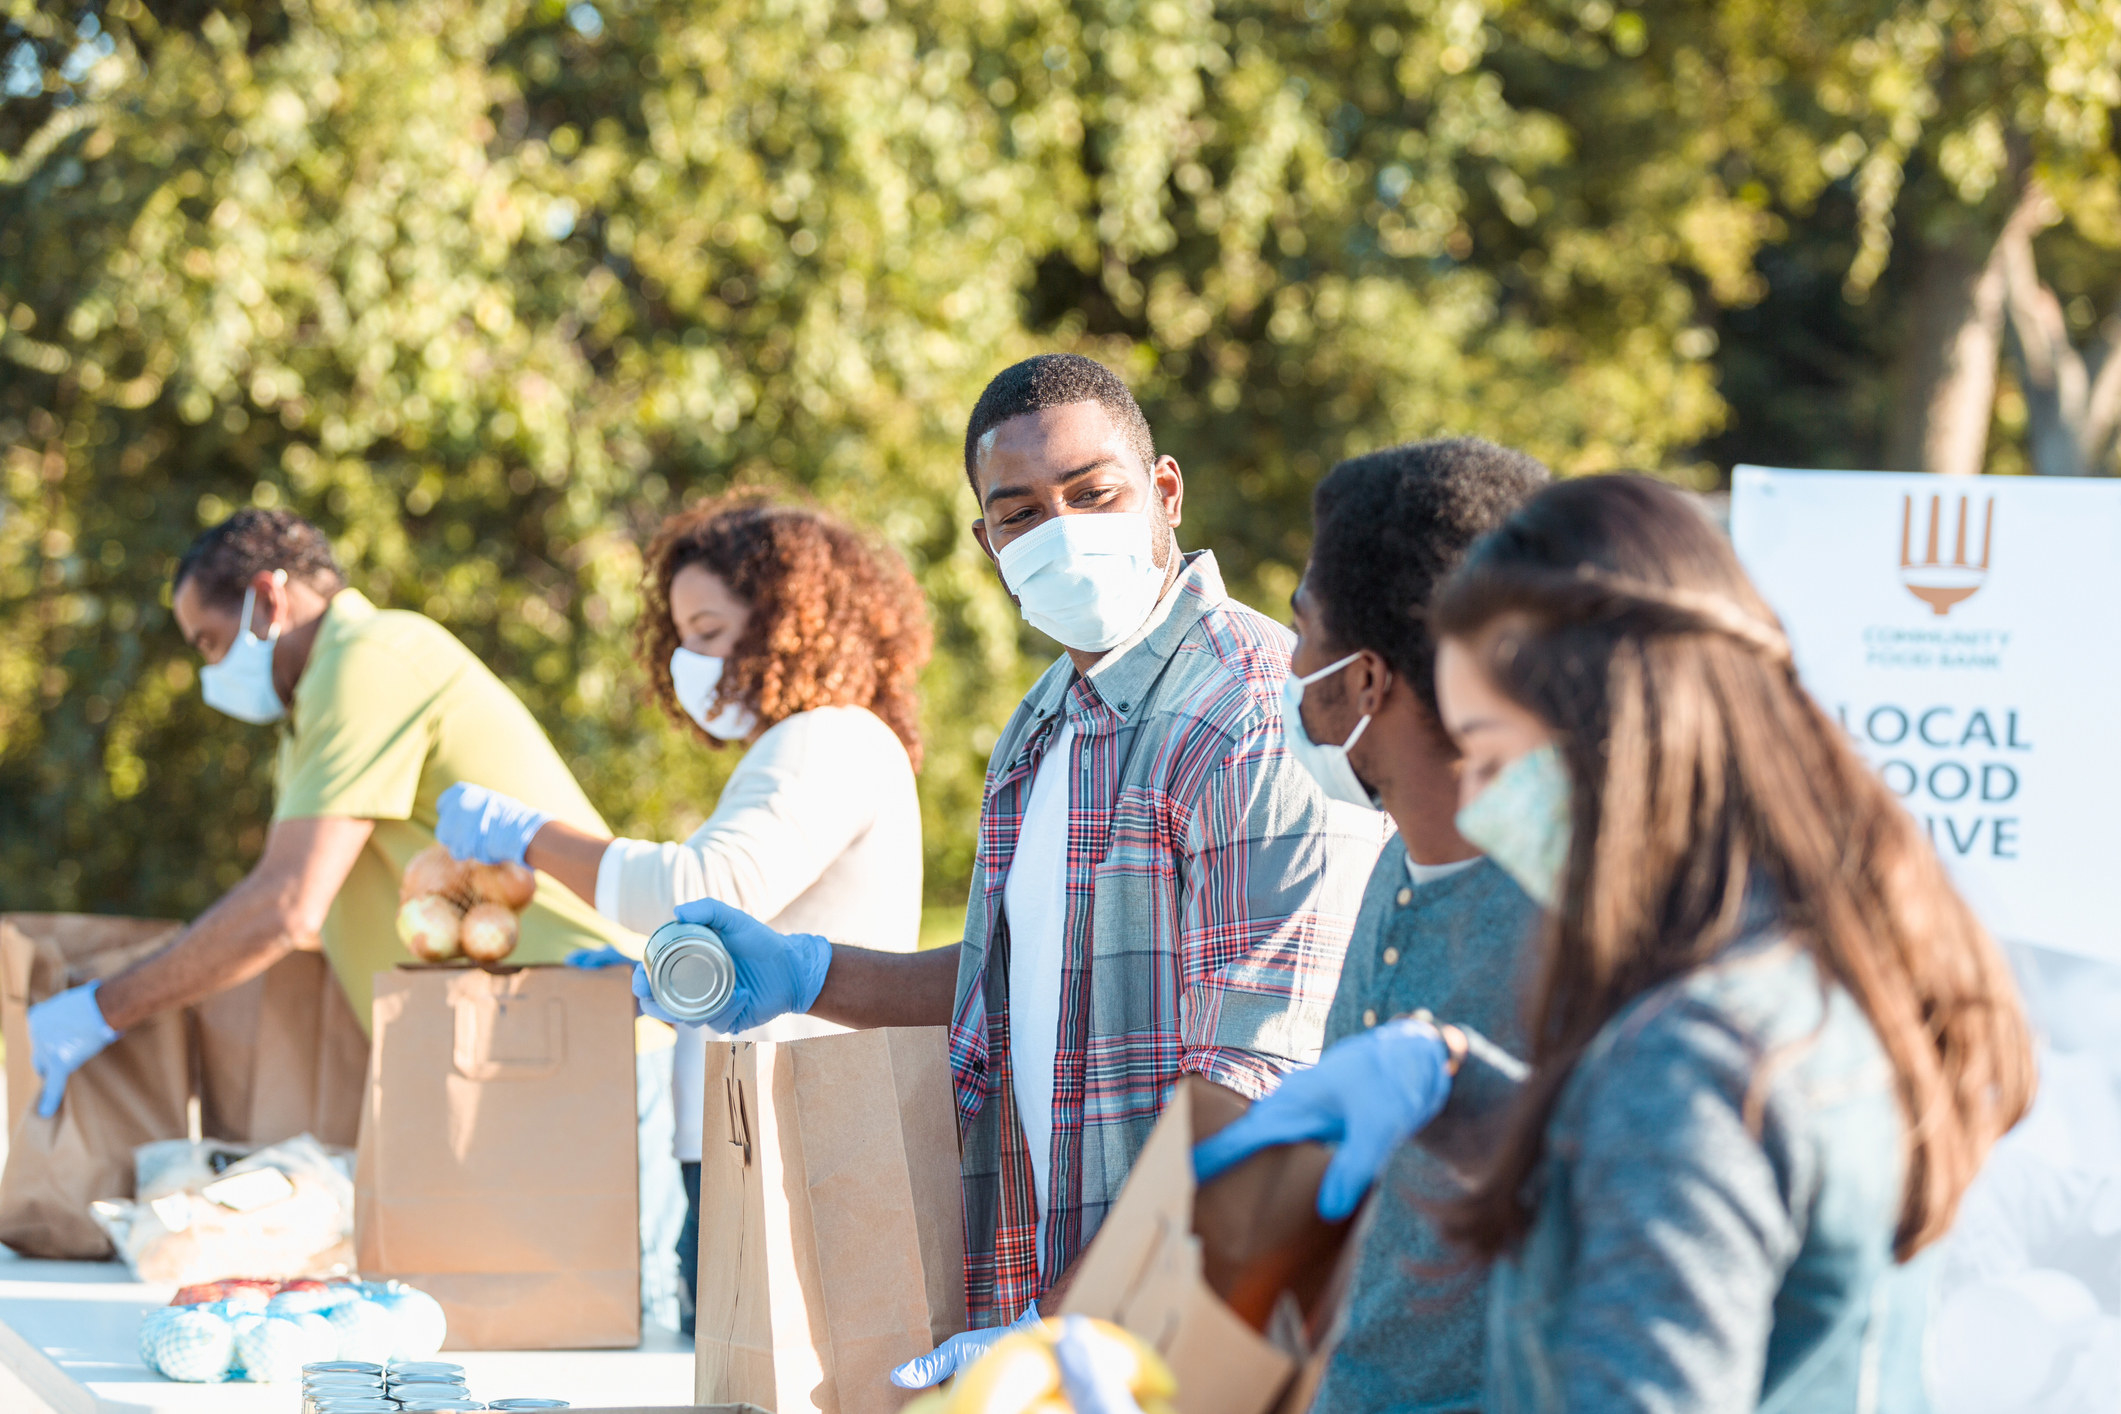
[645,354,1383,1381]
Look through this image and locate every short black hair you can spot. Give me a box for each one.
[962,354,1157,496]
[174,507,345,610]
[1308,437,1550,717]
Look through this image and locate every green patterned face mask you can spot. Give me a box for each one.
[1454,742,1571,908]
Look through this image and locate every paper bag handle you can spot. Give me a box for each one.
[452,996,566,1081]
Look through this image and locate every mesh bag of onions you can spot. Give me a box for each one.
[395,845,536,964]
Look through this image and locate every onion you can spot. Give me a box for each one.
[458,903,520,964]
[400,845,469,904]
[396,895,462,962]
[468,861,536,910]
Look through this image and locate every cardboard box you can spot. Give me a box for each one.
[1057,1077,1365,1414]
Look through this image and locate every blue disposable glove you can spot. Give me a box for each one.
[1053,1314,1148,1414]
[27,980,121,1118]
[565,945,634,970]
[1192,1017,1454,1221]
[889,1303,1042,1389]
[434,782,552,866]
[631,961,677,1026]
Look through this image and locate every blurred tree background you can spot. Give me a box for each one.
[2,0,2116,924]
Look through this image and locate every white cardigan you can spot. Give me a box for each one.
[593,704,923,1159]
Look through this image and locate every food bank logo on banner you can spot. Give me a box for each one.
[1900,493,1994,617]
[1731,467,2121,963]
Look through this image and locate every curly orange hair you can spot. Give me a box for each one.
[637,495,932,769]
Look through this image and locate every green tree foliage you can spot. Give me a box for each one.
[2,0,2115,921]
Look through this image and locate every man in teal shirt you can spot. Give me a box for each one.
[1279,438,1546,1413]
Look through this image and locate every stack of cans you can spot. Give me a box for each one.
[299,1358,572,1410]
[301,1361,393,1413]
[387,1359,481,1409]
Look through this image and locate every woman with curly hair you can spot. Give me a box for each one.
[1198,475,2033,1410]
[435,493,931,1329]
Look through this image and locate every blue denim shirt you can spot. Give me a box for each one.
[1428,926,1930,1413]
[1315,843,1538,1414]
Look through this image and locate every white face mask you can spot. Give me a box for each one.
[200,578,288,725]
[669,647,759,741]
[1279,651,1382,810]
[995,511,1169,653]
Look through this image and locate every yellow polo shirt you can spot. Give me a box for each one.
[273,588,635,1026]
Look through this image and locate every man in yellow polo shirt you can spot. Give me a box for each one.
[24,507,633,1113]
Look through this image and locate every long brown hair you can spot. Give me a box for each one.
[638,495,932,768]
[1432,474,2032,1261]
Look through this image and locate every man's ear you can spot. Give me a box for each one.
[1352,650,1394,718]
[1152,454,1183,529]
[972,518,996,565]
[250,568,289,634]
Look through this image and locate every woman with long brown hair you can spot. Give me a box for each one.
[436,493,931,1333]
[1199,474,2033,1408]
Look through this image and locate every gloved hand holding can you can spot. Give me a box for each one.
[634,897,832,1034]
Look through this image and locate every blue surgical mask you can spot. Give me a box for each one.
[1279,652,1381,810]
[669,647,759,741]
[996,511,1168,653]
[1454,743,1572,908]
[199,578,288,725]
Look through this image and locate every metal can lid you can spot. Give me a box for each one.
[643,918,715,962]
[307,1361,387,1375]
[644,921,734,1020]
[388,1361,467,1375]
[395,1402,486,1411]
[486,1400,571,1409]
[310,1401,403,1412]
[306,1376,388,1389]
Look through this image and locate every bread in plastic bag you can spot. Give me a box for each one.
[91,1133,354,1285]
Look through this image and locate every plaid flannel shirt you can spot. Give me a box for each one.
[949,550,1386,1326]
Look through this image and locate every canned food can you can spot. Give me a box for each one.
[487,1400,571,1409]
[307,1391,392,1400]
[388,1378,470,1396]
[643,920,736,1022]
[307,1361,387,1376]
[304,1382,388,1409]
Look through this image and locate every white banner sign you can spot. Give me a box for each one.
[1731,467,2121,962]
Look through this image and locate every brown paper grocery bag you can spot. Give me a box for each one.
[1058,1077,1366,1414]
[356,963,640,1350]
[191,949,369,1148]
[694,1028,965,1414]
[0,913,191,1259]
